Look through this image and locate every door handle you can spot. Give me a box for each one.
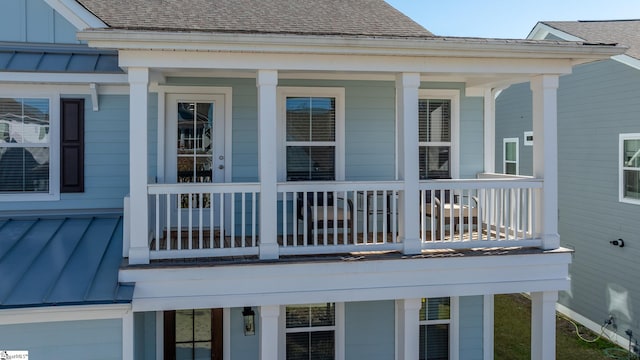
[218,164,224,170]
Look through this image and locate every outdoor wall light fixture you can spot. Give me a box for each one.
[610,239,625,248]
[242,307,255,336]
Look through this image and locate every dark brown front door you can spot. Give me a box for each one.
[164,308,223,360]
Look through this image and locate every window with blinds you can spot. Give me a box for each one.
[419,99,451,180]
[419,297,451,360]
[0,98,50,193]
[621,134,640,204]
[285,97,336,181]
[285,303,336,360]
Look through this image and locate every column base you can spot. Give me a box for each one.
[128,246,150,265]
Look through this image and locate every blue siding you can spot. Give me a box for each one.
[230,307,259,359]
[495,82,533,175]
[135,312,157,360]
[345,300,395,359]
[459,296,484,360]
[0,0,80,44]
[0,319,122,359]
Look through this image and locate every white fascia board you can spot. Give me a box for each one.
[528,23,584,42]
[612,54,640,71]
[78,30,624,61]
[0,72,128,84]
[0,303,131,325]
[44,0,106,30]
[121,251,571,311]
[118,50,575,75]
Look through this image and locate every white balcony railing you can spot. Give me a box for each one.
[142,177,544,260]
[147,182,260,259]
[277,181,403,255]
[419,178,543,249]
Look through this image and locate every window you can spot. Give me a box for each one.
[503,138,519,175]
[0,97,58,199]
[164,309,223,360]
[620,134,640,204]
[285,303,336,360]
[278,88,345,182]
[419,297,451,360]
[418,90,459,180]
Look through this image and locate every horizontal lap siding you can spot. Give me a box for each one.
[495,82,533,175]
[0,95,135,212]
[496,59,640,334]
[459,296,484,360]
[0,319,122,359]
[555,60,640,333]
[345,300,395,359]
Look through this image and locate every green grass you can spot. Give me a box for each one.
[494,294,632,360]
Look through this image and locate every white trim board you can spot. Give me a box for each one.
[43,0,107,30]
[0,304,131,325]
[555,302,628,349]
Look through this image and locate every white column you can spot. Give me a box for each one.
[128,67,150,264]
[122,310,134,360]
[483,88,496,173]
[531,75,560,249]
[257,70,279,260]
[483,294,494,360]
[259,305,280,360]
[396,73,421,255]
[396,298,421,360]
[531,291,558,360]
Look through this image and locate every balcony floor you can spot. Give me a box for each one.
[149,225,516,252]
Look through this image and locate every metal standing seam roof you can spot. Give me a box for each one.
[0,43,122,73]
[542,20,640,60]
[0,216,133,309]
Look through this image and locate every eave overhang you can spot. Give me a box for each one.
[78,29,625,65]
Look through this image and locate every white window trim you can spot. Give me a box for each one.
[503,137,520,175]
[523,131,533,146]
[619,133,640,205]
[0,90,60,201]
[418,89,460,179]
[279,302,345,360]
[417,296,459,360]
[277,87,345,182]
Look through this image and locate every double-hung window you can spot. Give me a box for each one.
[285,303,337,360]
[418,90,459,180]
[419,297,451,360]
[620,134,640,204]
[279,88,345,182]
[503,138,519,175]
[0,97,57,199]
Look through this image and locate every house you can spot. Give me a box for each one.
[495,20,640,348]
[0,1,622,359]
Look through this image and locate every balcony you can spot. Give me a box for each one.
[133,175,543,261]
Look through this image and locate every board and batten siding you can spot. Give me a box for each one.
[0,318,122,359]
[0,0,79,44]
[496,59,640,334]
[0,94,158,212]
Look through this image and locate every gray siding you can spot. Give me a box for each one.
[459,296,484,360]
[495,82,533,175]
[0,0,79,44]
[496,59,640,335]
[0,319,121,359]
[345,300,395,359]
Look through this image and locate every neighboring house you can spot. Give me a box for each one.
[0,1,622,359]
[496,20,640,348]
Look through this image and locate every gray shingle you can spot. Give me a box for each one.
[76,0,433,37]
[543,20,640,60]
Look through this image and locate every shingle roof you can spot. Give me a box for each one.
[0,216,133,309]
[0,43,122,73]
[542,20,640,60]
[76,0,433,37]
